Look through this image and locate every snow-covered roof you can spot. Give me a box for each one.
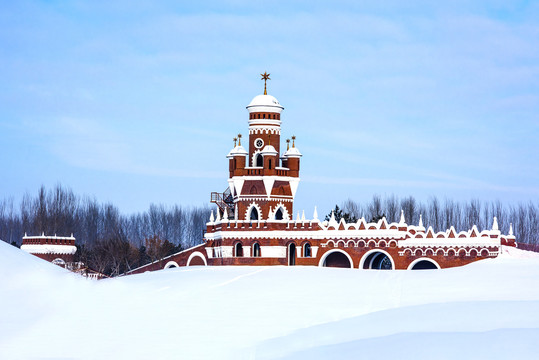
[20,244,77,255]
[261,144,278,155]
[246,94,284,113]
[226,145,248,158]
[283,147,302,157]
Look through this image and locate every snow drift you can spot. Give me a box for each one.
[1,240,539,359]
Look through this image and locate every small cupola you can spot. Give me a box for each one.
[227,134,248,158]
[260,144,278,156]
[283,136,302,158]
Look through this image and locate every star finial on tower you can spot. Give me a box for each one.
[261,72,270,95]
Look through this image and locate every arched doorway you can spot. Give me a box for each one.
[408,258,440,270]
[288,243,296,266]
[360,250,394,270]
[322,251,352,268]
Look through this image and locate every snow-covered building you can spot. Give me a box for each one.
[21,233,77,267]
[128,76,517,274]
[20,233,106,278]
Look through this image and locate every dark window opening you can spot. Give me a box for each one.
[269,159,272,169]
[235,243,243,257]
[253,243,261,257]
[250,208,259,221]
[256,154,263,167]
[275,208,284,220]
[304,243,312,257]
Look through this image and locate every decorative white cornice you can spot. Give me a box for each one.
[21,244,77,255]
[249,126,281,135]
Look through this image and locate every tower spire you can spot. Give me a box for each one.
[261,72,270,95]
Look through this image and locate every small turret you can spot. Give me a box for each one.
[227,135,248,176]
[283,135,301,177]
[261,143,278,172]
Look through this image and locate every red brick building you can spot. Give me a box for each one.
[128,79,516,274]
[21,233,77,267]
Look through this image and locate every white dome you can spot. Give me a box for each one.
[261,144,278,155]
[227,145,248,158]
[283,147,302,157]
[246,94,284,113]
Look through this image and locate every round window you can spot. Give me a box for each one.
[255,138,264,149]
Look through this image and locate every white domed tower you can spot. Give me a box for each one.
[212,73,301,222]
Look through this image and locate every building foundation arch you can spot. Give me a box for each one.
[318,249,353,268]
[407,257,441,270]
[164,261,180,269]
[187,251,208,266]
[359,249,395,270]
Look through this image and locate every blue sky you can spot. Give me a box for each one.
[1,1,538,216]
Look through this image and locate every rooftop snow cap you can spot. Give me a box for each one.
[283,146,302,157]
[261,144,278,155]
[227,145,248,158]
[246,94,284,114]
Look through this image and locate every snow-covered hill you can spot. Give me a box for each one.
[1,240,539,359]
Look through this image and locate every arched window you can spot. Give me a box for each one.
[288,243,296,266]
[275,207,284,220]
[257,114,260,119]
[253,243,261,257]
[250,207,259,221]
[263,114,266,119]
[256,154,263,167]
[234,243,243,257]
[269,159,272,169]
[234,159,237,169]
[304,243,312,257]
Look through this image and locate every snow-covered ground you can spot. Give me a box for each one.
[1,241,539,360]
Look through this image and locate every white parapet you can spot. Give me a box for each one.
[21,244,77,255]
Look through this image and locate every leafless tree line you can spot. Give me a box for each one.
[341,195,539,245]
[2,186,538,274]
[0,185,210,276]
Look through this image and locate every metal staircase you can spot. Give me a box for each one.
[211,187,235,216]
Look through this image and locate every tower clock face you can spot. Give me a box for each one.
[255,138,264,149]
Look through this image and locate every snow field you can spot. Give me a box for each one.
[1,241,539,359]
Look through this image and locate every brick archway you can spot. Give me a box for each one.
[359,249,395,270]
[186,252,207,266]
[407,257,440,270]
[318,249,353,268]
